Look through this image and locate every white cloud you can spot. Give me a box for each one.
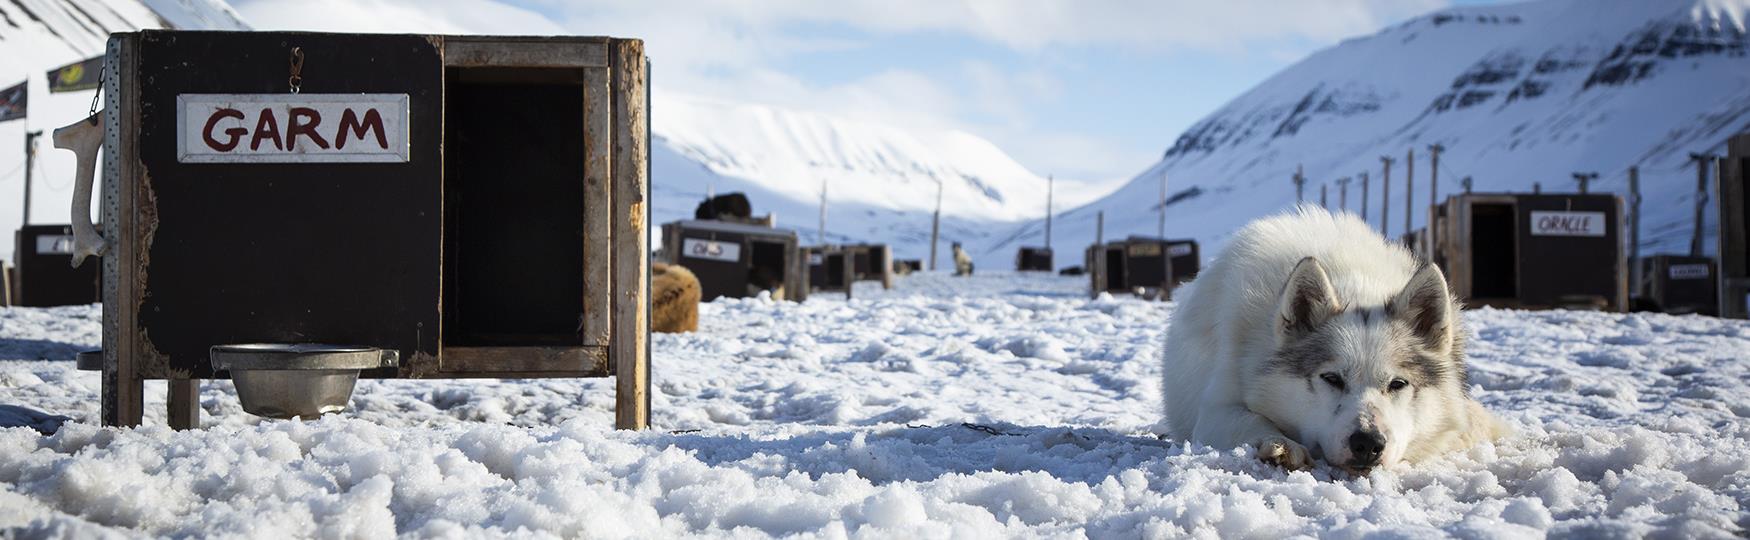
[232,0,1447,181]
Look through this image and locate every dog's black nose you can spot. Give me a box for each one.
[1348,431,1386,465]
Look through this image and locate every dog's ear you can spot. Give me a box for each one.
[1277,257,1341,342]
[1391,263,1455,354]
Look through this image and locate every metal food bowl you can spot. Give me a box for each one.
[210,344,398,419]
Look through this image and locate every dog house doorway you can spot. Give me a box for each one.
[1469,202,1517,300]
[443,67,588,347]
[1104,246,1126,290]
[749,240,789,298]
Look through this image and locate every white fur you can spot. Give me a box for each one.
[1162,206,1507,472]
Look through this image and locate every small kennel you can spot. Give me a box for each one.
[1636,255,1717,316]
[12,224,99,307]
[1433,193,1626,311]
[68,31,651,430]
[1015,247,1053,272]
[1087,238,1199,298]
[804,243,893,298]
[660,220,807,302]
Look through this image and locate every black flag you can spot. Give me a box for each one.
[0,81,25,122]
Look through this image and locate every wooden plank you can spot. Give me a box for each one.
[611,39,650,430]
[445,40,609,68]
[440,346,608,374]
[583,67,613,346]
[167,379,199,430]
[103,35,144,427]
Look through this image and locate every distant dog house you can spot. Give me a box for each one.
[13,225,99,307]
[1432,193,1626,311]
[1719,133,1750,319]
[1636,255,1717,316]
[71,31,652,430]
[805,243,893,298]
[660,220,807,302]
[892,259,923,276]
[1087,237,1199,298]
[1016,247,1053,271]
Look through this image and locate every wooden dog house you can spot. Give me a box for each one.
[1432,193,1626,311]
[1636,255,1717,316]
[1015,247,1053,271]
[805,243,893,298]
[12,224,99,307]
[72,31,651,430]
[1719,134,1750,319]
[659,219,807,302]
[1088,237,1199,298]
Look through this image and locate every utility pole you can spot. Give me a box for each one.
[1360,172,1370,224]
[1690,153,1715,257]
[1628,166,1641,291]
[1405,149,1414,235]
[1320,183,1328,210]
[929,179,942,271]
[818,178,827,244]
[23,130,42,226]
[1157,170,1168,239]
[1092,211,1105,298]
[1293,165,1306,202]
[1533,182,1541,194]
[1572,172,1598,194]
[1427,143,1443,250]
[1045,174,1054,250]
[1462,176,1473,194]
[1336,176,1351,212]
[1380,156,1394,237]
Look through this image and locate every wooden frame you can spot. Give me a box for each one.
[96,32,650,430]
[805,243,892,298]
[659,219,807,302]
[1434,193,1626,312]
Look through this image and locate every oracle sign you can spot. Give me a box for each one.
[177,94,410,163]
[1529,211,1606,237]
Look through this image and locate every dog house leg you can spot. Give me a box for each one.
[167,379,199,430]
[100,360,143,427]
[612,39,651,430]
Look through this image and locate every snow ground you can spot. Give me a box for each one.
[1,272,1748,537]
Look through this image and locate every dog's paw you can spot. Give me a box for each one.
[1254,436,1314,471]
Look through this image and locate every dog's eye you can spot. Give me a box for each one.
[1388,378,1409,392]
[1319,372,1345,390]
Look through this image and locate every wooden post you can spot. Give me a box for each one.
[1045,174,1054,250]
[929,180,941,271]
[1380,156,1394,237]
[1157,170,1167,239]
[842,250,855,300]
[103,37,144,428]
[1572,171,1597,194]
[818,178,827,245]
[1092,211,1105,298]
[1293,165,1305,202]
[1692,153,1714,257]
[1628,166,1641,293]
[1336,176,1351,212]
[1320,183,1328,209]
[1405,149,1415,236]
[612,40,650,430]
[22,130,41,226]
[168,379,199,430]
[1427,144,1443,254]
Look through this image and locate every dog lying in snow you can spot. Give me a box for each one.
[1161,206,1507,474]
[652,262,701,333]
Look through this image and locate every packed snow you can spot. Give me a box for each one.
[0,272,1747,537]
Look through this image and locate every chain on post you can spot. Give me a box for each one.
[85,66,105,125]
[288,47,304,94]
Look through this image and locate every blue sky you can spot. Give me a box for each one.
[236,0,1505,182]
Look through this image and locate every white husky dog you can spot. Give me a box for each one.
[1161,206,1507,473]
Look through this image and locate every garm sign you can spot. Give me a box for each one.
[1529,211,1607,237]
[177,94,410,163]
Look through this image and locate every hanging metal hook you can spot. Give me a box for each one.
[288,47,304,94]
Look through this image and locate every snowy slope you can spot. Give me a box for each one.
[653,91,1114,267]
[0,0,248,261]
[1,273,1748,536]
[1020,0,1750,266]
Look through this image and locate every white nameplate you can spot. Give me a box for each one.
[1529,211,1606,237]
[1167,244,1193,257]
[36,234,75,255]
[177,94,410,163]
[1669,264,1710,280]
[683,239,740,262]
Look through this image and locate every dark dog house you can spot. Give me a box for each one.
[64,31,652,430]
[660,219,807,302]
[1719,133,1750,319]
[13,225,99,307]
[1016,247,1053,271]
[805,243,892,298]
[1432,193,1626,311]
[892,259,922,276]
[1636,255,1717,316]
[1088,238,1199,298]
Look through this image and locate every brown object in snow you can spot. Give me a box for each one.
[652,262,701,333]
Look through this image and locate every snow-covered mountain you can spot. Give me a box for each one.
[0,0,247,259]
[651,91,1113,267]
[1016,0,1750,268]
